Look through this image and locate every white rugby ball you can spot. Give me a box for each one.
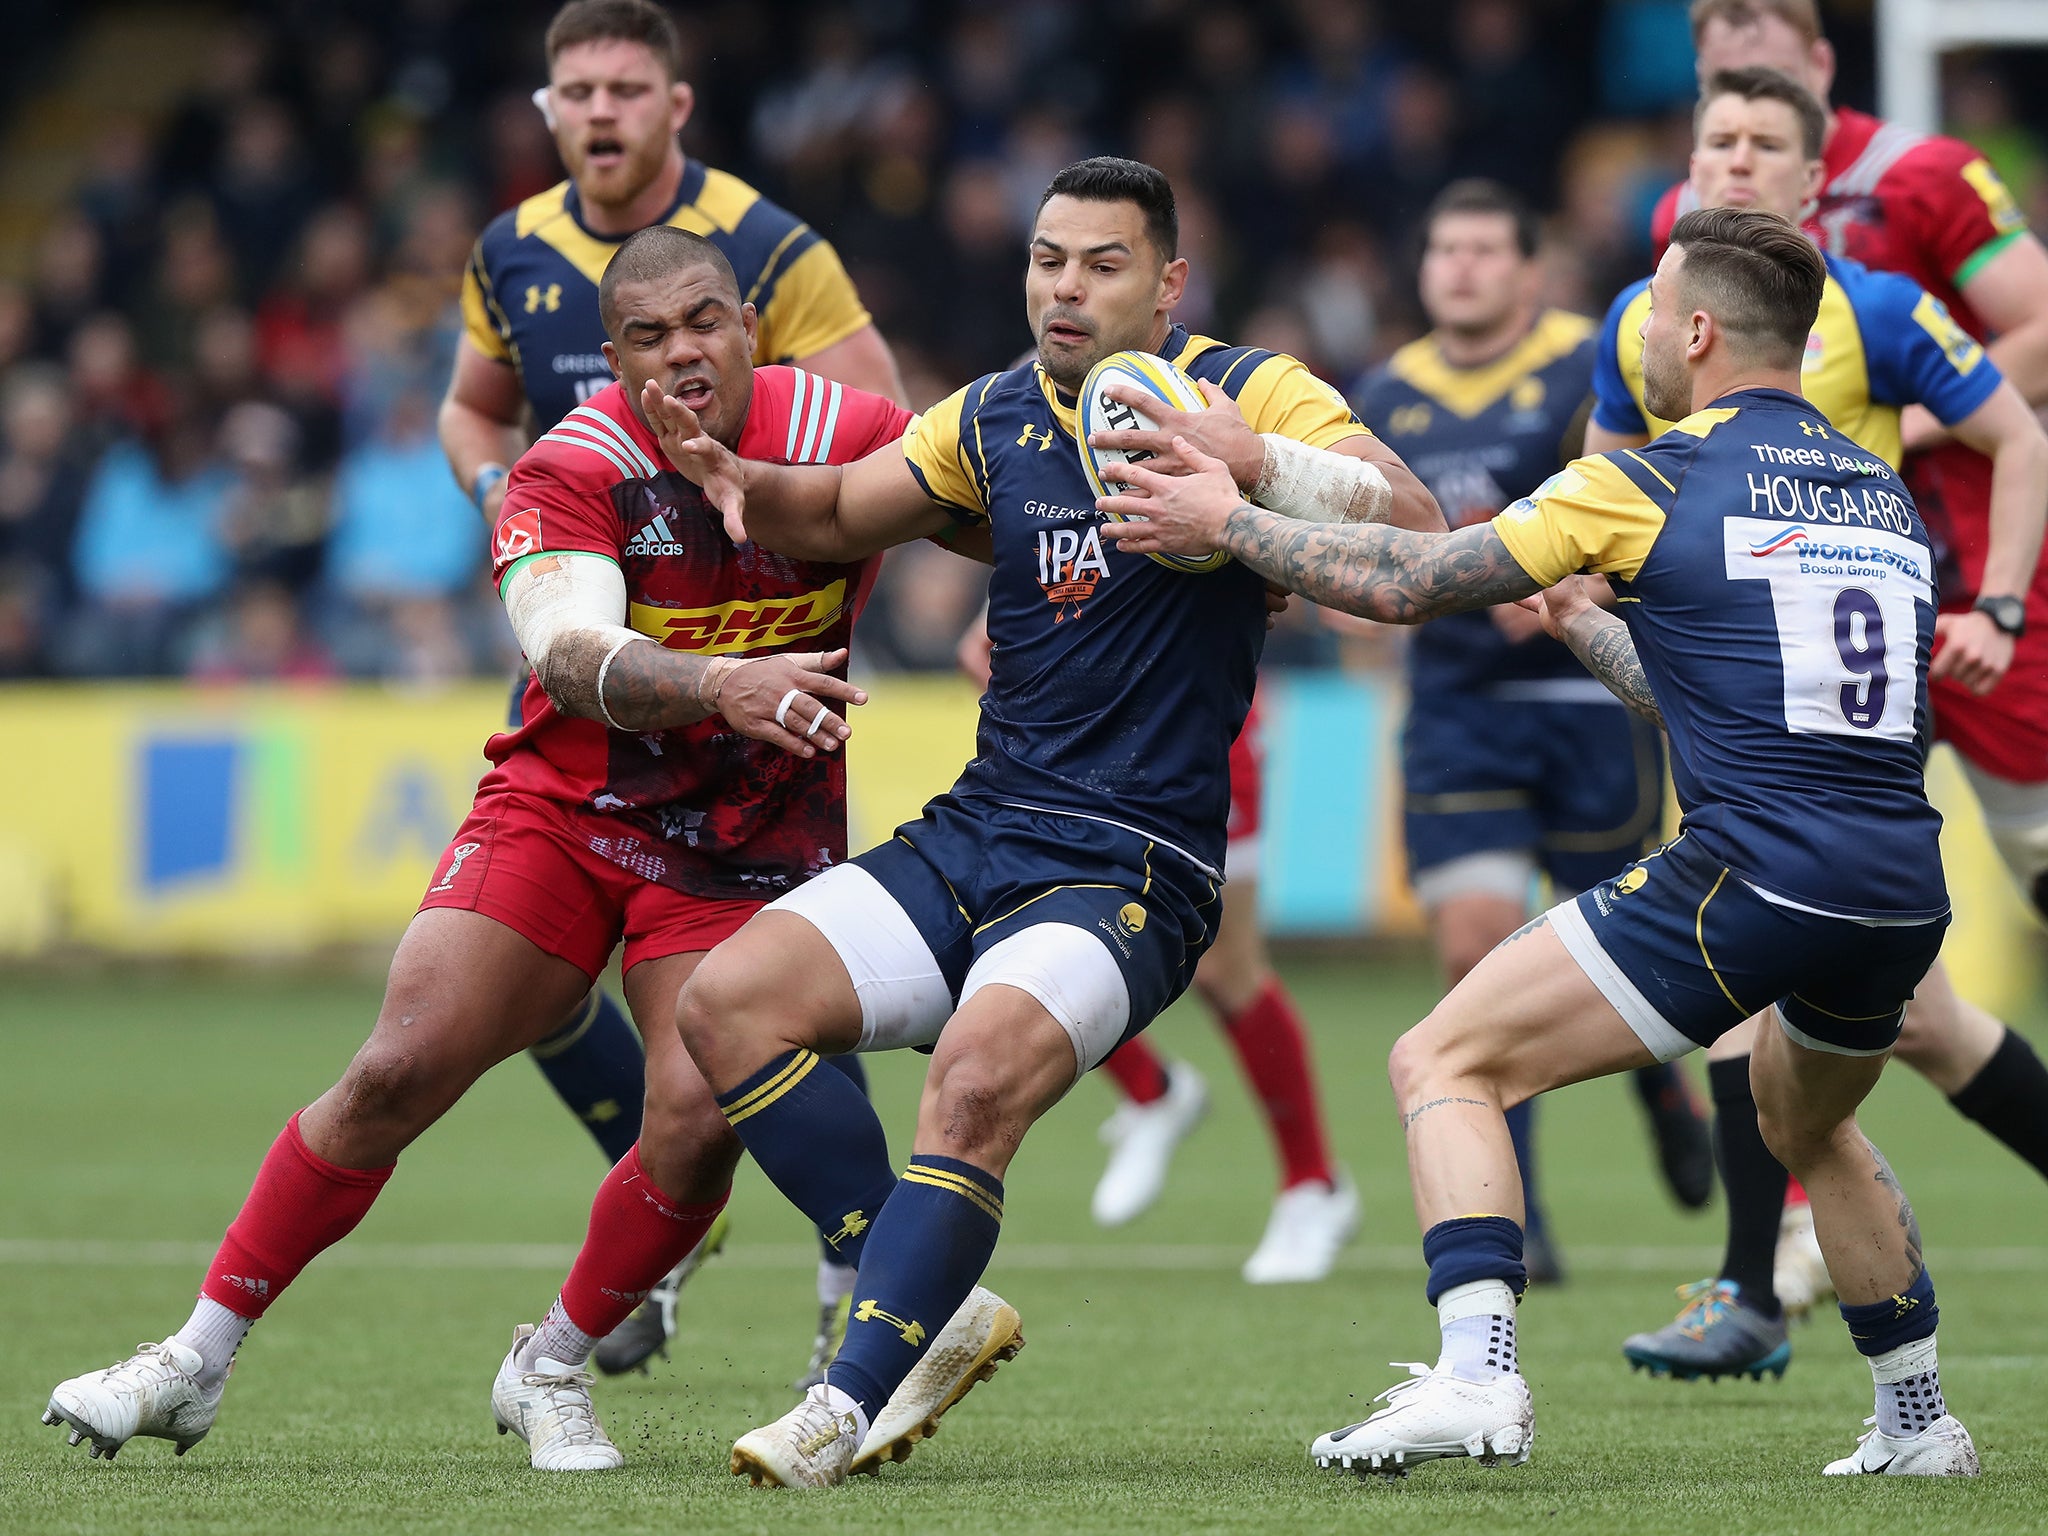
[1077,350,1229,573]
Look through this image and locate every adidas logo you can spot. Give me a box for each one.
[625,513,690,557]
[221,1274,269,1299]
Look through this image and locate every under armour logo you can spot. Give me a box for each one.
[1799,419,1829,439]
[823,1210,870,1250]
[853,1299,925,1346]
[525,283,562,313]
[1016,424,1055,451]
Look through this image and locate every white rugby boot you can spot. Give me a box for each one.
[1242,1171,1360,1284]
[43,1341,223,1460]
[1774,1200,1834,1322]
[732,1385,861,1488]
[1824,1414,1979,1476]
[491,1325,623,1471]
[1091,1061,1208,1226]
[1312,1362,1534,1480]
[853,1284,1025,1475]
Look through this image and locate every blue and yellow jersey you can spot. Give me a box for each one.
[461,162,872,429]
[1591,252,2000,467]
[902,323,1368,872]
[1355,309,1598,695]
[1494,389,1946,921]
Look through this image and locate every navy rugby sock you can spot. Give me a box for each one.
[817,1053,878,1261]
[1949,1027,2048,1181]
[529,991,644,1164]
[1503,1101,1547,1243]
[1708,1055,1786,1316]
[716,1049,897,1267]
[828,1155,1005,1419]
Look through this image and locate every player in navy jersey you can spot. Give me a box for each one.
[1588,68,2048,1383]
[1355,181,1713,1283]
[436,0,906,1380]
[1106,207,1978,1479]
[627,157,1438,1488]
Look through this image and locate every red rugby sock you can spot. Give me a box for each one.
[558,1144,729,1337]
[1100,1038,1170,1105]
[200,1111,394,1319]
[1222,980,1335,1189]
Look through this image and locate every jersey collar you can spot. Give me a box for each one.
[562,157,705,242]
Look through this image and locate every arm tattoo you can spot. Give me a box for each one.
[1217,507,1542,623]
[592,637,721,733]
[1865,1138,1925,1279]
[1401,1094,1491,1131]
[1557,604,1664,729]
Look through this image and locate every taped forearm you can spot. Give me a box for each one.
[1251,434,1393,525]
[503,554,718,730]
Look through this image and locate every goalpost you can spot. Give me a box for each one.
[1877,0,2048,132]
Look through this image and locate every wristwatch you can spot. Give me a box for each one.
[1973,594,2027,638]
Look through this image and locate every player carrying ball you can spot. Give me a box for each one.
[1106,206,1979,1479]
[40,227,934,1470]
[641,156,1440,1488]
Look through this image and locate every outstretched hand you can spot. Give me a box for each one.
[1095,437,1243,560]
[642,379,749,544]
[712,648,866,759]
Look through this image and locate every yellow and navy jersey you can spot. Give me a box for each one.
[1591,251,2000,467]
[461,163,872,429]
[1494,389,1946,921]
[902,322,1369,873]
[1355,308,1598,695]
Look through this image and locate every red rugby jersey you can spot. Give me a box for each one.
[1650,106,2036,608]
[488,369,911,900]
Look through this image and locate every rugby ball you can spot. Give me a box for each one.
[1077,350,1230,573]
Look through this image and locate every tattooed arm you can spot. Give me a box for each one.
[1095,447,1540,621]
[1527,575,1663,729]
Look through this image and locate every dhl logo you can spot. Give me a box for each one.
[628,578,848,655]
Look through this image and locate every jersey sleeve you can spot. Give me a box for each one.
[753,237,875,366]
[461,239,515,365]
[900,380,992,524]
[1590,283,1652,436]
[492,456,624,588]
[1231,354,1370,449]
[1899,140,2031,290]
[828,387,913,463]
[1855,268,2003,426]
[1490,451,1671,585]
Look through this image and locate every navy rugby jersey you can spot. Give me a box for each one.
[903,323,1370,871]
[1355,309,1598,695]
[462,162,872,428]
[1494,390,1946,921]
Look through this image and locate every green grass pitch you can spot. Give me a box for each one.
[4,957,2045,1535]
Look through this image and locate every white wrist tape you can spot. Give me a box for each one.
[1253,434,1393,524]
[502,552,643,709]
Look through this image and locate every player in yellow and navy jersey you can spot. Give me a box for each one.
[611,158,1439,1488]
[1104,205,1980,1482]
[434,0,906,1383]
[1355,181,1713,1283]
[1588,68,2048,1387]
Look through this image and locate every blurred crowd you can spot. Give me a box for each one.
[1,0,2045,680]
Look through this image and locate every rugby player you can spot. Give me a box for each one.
[1593,67,2048,1380]
[1109,205,1981,1479]
[1655,0,2048,1317]
[438,0,906,1379]
[41,228,928,1469]
[1356,179,1716,1283]
[960,618,1359,1282]
[643,156,1439,1487]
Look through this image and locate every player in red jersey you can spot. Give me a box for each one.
[40,227,939,1470]
[1639,0,2048,1331]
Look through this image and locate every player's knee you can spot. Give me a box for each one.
[674,946,783,1073]
[637,1088,741,1201]
[333,1041,446,1136]
[925,1057,1028,1165]
[1388,1020,1444,1105]
[1752,1094,1841,1175]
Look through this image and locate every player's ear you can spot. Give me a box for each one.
[602,340,621,380]
[740,301,758,352]
[1158,255,1189,311]
[670,80,694,135]
[1801,156,1825,212]
[1810,38,1836,98]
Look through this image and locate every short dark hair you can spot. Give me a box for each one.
[1036,157,1178,260]
[1667,206,1825,366]
[545,0,682,79]
[1423,179,1538,258]
[598,226,739,337]
[1698,66,1827,160]
[1689,0,1823,47]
